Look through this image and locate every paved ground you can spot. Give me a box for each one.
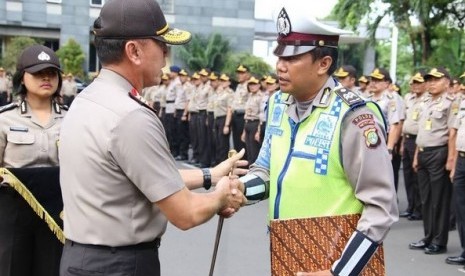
[159,162,464,275]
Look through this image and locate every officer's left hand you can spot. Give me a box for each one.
[296,270,332,276]
[210,149,248,184]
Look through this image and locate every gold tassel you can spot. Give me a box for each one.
[0,168,65,244]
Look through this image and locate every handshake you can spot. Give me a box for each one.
[209,148,249,218]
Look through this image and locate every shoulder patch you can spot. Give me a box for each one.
[0,102,18,114]
[335,88,364,106]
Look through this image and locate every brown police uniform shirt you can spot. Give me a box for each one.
[416,93,457,148]
[206,85,216,113]
[402,92,430,135]
[244,91,263,121]
[250,77,398,242]
[214,86,233,118]
[187,84,199,113]
[0,100,66,168]
[231,82,249,112]
[196,82,210,110]
[173,77,188,110]
[59,69,184,246]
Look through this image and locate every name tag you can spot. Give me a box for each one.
[10,126,28,132]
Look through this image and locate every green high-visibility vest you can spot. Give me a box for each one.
[267,89,384,220]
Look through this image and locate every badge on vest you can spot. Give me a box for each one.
[305,113,338,151]
[269,103,286,127]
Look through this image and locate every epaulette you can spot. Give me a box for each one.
[53,101,68,114]
[128,92,157,115]
[0,102,19,114]
[335,87,365,107]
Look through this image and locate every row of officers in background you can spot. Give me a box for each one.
[142,62,465,267]
[141,64,279,168]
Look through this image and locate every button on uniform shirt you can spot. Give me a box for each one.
[0,101,65,168]
[416,94,457,148]
[453,98,465,152]
[214,86,233,118]
[244,91,263,121]
[59,69,184,246]
[231,82,249,112]
[403,92,430,135]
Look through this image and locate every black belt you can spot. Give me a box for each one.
[166,100,175,103]
[234,110,245,115]
[418,145,447,152]
[68,238,161,252]
[459,151,465,158]
[198,109,207,113]
[208,111,214,115]
[245,119,259,123]
[404,134,417,139]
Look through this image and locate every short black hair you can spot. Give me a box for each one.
[309,46,339,75]
[94,37,127,65]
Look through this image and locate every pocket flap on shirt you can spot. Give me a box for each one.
[7,132,35,145]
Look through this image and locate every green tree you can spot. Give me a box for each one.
[333,0,464,65]
[56,39,85,77]
[175,33,230,72]
[2,37,39,72]
[222,52,273,79]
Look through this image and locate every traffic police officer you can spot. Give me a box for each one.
[237,4,398,275]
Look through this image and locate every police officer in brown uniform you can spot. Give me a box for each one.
[358,75,370,97]
[187,73,201,165]
[410,67,457,254]
[0,45,65,276]
[175,69,192,161]
[241,76,263,165]
[58,1,246,275]
[231,65,250,155]
[446,90,465,265]
[196,68,211,167]
[214,74,234,164]
[369,68,404,190]
[206,72,219,166]
[400,72,429,220]
[333,65,363,96]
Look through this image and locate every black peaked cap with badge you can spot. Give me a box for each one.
[334,65,357,78]
[273,3,352,57]
[370,68,392,82]
[17,45,61,74]
[93,0,191,45]
[424,67,450,80]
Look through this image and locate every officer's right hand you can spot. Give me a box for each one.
[216,176,247,218]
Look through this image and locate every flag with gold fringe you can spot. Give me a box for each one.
[0,167,64,244]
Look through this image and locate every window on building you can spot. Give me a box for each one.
[90,0,105,7]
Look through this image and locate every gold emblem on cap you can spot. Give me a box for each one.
[319,40,325,46]
[277,8,291,36]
